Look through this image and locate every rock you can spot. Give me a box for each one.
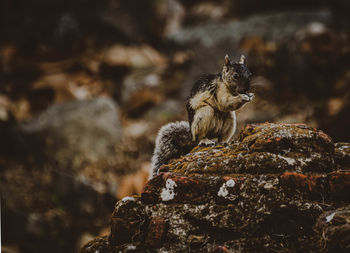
[225,0,328,17]
[109,196,146,246]
[1,165,116,253]
[280,171,350,201]
[334,142,350,169]
[17,97,122,169]
[314,205,350,252]
[31,70,114,105]
[104,44,167,68]
[80,236,110,253]
[162,123,334,175]
[170,9,331,49]
[1,98,126,253]
[81,123,350,252]
[144,217,168,248]
[120,67,165,118]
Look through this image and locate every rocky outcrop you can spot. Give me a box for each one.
[81,123,350,253]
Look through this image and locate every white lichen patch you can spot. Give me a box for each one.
[121,196,135,202]
[226,179,235,187]
[277,154,297,165]
[161,179,177,201]
[337,145,350,150]
[326,212,336,223]
[282,148,292,154]
[263,182,274,190]
[125,245,137,250]
[298,157,313,166]
[218,179,236,200]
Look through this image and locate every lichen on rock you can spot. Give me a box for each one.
[81,123,350,253]
[161,123,335,176]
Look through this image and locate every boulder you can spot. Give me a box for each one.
[81,123,350,252]
[17,97,122,169]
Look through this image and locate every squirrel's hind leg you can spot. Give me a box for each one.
[222,111,236,144]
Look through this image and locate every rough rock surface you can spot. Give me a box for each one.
[81,123,350,252]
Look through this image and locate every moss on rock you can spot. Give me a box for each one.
[81,123,350,252]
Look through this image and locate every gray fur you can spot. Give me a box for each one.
[150,121,197,178]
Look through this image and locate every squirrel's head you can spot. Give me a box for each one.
[221,54,252,95]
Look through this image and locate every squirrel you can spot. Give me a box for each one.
[150,54,254,178]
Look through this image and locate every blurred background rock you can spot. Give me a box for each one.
[0,0,349,252]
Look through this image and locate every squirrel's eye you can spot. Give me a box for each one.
[233,73,239,80]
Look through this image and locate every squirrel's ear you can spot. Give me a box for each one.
[224,54,231,66]
[239,54,246,65]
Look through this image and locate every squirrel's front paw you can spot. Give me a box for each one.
[240,93,254,102]
[199,138,217,147]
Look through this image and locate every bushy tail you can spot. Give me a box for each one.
[150,121,197,178]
